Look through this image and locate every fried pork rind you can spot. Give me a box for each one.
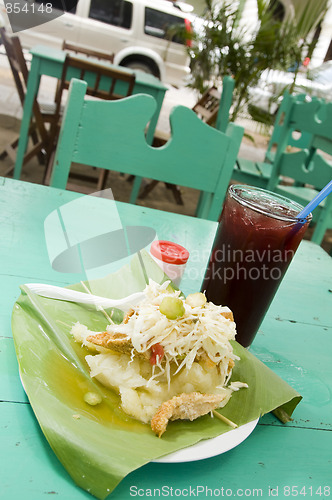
[71,322,110,354]
[86,331,150,360]
[151,392,224,437]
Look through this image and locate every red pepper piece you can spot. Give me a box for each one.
[150,343,164,365]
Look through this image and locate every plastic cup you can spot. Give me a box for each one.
[201,185,312,347]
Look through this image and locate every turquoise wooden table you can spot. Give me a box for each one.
[1,177,332,499]
[13,45,168,180]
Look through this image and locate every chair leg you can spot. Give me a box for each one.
[0,138,17,176]
[165,183,184,205]
[311,219,327,246]
[310,198,332,246]
[97,169,109,191]
[1,142,17,163]
[139,179,184,205]
[139,179,159,199]
[195,191,207,218]
[130,176,143,204]
[43,149,55,185]
[30,127,47,165]
[0,135,18,160]
[195,191,211,219]
[0,124,47,170]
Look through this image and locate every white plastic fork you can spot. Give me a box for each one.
[24,283,145,312]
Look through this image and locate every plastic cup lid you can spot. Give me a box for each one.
[150,240,189,265]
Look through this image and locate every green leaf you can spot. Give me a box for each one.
[11,250,302,499]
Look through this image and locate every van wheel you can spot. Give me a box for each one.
[124,61,157,77]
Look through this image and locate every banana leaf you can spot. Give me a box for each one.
[11,251,301,499]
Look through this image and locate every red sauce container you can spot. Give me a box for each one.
[150,240,189,287]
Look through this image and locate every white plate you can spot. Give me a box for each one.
[154,418,259,463]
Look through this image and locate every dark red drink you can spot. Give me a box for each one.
[201,185,311,347]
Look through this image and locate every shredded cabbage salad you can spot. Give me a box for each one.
[101,280,239,386]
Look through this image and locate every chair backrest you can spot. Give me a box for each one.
[62,41,115,63]
[282,97,332,143]
[272,149,332,190]
[57,54,136,101]
[0,27,49,142]
[50,79,244,221]
[267,95,332,191]
[265,92,314,162]
[192,86,221,125]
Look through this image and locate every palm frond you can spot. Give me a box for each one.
[189,0,328,121]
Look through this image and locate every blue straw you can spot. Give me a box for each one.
[296,179,332,220]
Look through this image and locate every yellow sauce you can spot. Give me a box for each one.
[43,337,148,434]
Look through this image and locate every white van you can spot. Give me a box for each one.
[0,0,193,87]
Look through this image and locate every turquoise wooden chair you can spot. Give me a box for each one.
[50,78,244,221]
[233,92,318,189]
[266,95,332,245]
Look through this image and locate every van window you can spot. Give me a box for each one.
[144,7,185,44]
[89,0,133,29]
[34,0,77,13]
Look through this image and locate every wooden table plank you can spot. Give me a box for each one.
[251,319,332,431]
[1,402,331,499]
[0,337,28,403]
[1,402,91,499]
[266,241,332,327]
[131,424,332,496]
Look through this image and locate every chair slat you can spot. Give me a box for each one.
[62,41,114,63]
[290,100,332,139]
[278,150,332,189]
